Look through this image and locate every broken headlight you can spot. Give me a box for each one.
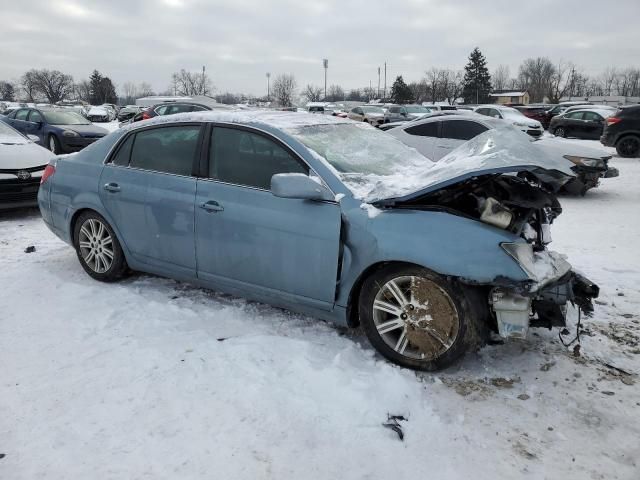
[563,155,604,168]
[479,197,513,229]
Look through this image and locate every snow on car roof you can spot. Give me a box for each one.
[122,109,354,132]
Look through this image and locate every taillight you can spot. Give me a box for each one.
[606,117,622,125]
[142,111,152,120]
[41,164,56,184]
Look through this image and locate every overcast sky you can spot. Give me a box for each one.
[1,0,639,96]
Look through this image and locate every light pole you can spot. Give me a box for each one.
[377,66,381,99]
[323,58,328,100]
[266,72,270,102]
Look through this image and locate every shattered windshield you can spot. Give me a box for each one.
[289,123,574,202]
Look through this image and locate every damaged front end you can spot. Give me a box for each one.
[375,169,599,340]
[562,154,619,196]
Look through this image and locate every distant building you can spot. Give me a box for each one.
[489,90,530,105]
[560,95,640,106]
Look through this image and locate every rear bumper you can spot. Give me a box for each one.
[600,133,616,147]
[491,271,599,339]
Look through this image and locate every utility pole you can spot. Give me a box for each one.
[323,59,328,100]
[266,72,270,102]
[202,65,206,95]
[377,66,381,99]
[383,62,387,100]
[369,80,372,102]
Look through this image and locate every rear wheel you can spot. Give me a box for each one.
[554,127,566,138]
[359,265,483,371]
[48,134,61,154]
[616,135,640,158]
[73,211,128,282]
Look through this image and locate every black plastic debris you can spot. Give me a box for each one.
[0,453,5,459]
[24,246,36,253]
[383,414,407,441]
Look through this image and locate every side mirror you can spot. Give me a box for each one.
[271,173,334,202]
[27,134,40,143]
[401,111,407,117]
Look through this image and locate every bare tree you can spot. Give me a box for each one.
[23,69,74,103]
[492,65,510,91]
[171,69,213,96]
[75,80,91,102]
[122,81,137,100]
[326,84,345,102]
[20,70,40,101]
[138,82,154,97]
[517,57,556,102]
[271,74,297,107]
[303,84,323,102]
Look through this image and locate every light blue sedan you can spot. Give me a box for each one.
[37,111,598,370]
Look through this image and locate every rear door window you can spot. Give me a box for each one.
[567,112,584,120]
[441,120,488,140]
[129,125,201,176]
[28,110,43,123]
[404,122,439,137]
[14,109,30,120]
[210,127,308,190]
[582,112,602,122]
[111,134,135,167]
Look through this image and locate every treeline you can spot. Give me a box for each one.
[0,69,122,105]
[2,50,639,107]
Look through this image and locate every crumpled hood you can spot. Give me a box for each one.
[364,127,575,204]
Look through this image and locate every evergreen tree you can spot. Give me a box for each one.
[462,47,492,104]
[390,75,413,104]
[89,70,103,104]
[99,77,118,104]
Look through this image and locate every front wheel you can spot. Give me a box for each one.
[359,265,483,371]
[73,211,128,282]
[48,134,61,154]
[616,135,640,158]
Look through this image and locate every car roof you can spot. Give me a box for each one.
[122,109,353,133]
[565,108,614,116]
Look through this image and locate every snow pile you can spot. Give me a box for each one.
[1,138,639,479]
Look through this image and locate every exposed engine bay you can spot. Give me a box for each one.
[393,172,561,250]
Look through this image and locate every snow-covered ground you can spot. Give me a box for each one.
[1,140,639,479]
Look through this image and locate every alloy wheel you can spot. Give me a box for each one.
[372,275,460,360]
[78,218,114,273]
[555,127,565,138]
[619,137,640,157]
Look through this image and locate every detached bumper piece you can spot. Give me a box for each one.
[604,167,620,178]
[491,271,599,339]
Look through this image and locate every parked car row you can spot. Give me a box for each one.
[385,111,618,195]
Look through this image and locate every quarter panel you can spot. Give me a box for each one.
[335,207,529,307]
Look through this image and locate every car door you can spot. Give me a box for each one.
[26,110,45,143]
[564,112,584,137]
[9,108,30,133]
[195,125,342,308]
[582,112,604,139]
[350,107,363,121]
[434,119,490,160]
[99,124,202,277]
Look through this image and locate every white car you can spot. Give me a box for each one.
[347,105,385,127]
[387,114,618,194]
[474,105,544,137]
[86,106,112,122]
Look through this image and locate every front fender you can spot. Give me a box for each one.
[336,207,529,307]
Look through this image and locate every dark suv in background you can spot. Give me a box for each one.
[601,105,640,157]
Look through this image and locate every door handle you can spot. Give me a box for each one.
[103,182,121,193]
[200,200,224,212]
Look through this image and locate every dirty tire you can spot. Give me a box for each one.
[554,127,566,138]
[616,135,640,158]
[73,211,128,282]
[359,264,483,371]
